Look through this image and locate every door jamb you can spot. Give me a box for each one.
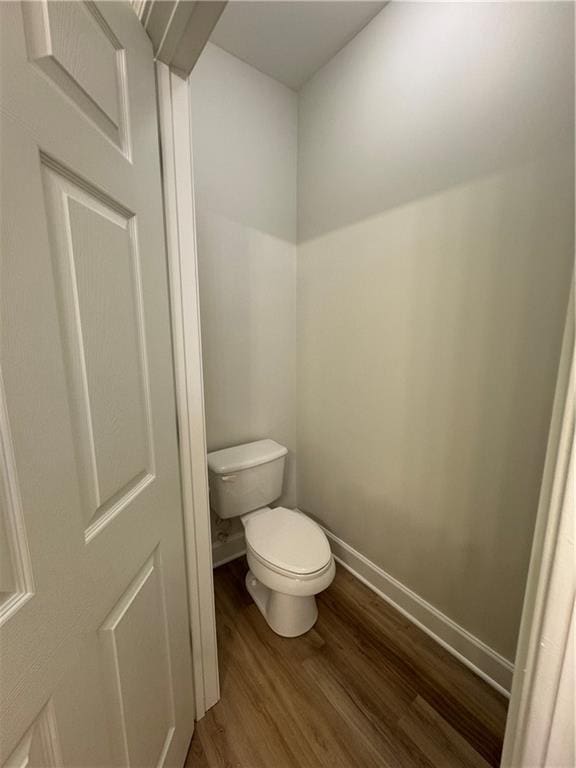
[501,286,574,765]
[156,62,219,719]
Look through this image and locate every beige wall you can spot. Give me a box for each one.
[189,43,298,512]
[297,2,574,660]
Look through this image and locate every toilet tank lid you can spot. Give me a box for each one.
[207,439,288,474]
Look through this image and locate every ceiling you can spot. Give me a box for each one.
[210,1,386,90]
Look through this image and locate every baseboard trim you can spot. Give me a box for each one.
[212,532,246,569]
[322,527,514,697]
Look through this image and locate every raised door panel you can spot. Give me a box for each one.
[0,510,15,596]
[0,377,34,625]
[42,161,154,541]
[3,701,61,768]
[49,634,115,768]
[100,551,175,768]
[21,1,129,154]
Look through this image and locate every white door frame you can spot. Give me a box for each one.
[135,0,226,78]
[501,285,574,766]
[156,62,219,719]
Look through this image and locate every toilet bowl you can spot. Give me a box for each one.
[242,506,335,637]
[207,439,335,637]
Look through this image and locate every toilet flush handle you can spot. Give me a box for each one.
[221,475,237,482]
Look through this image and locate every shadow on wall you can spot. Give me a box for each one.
[189,41,298,512]
[295,1,574,661]
[297,147,574,661]
[298,1,574,242]
[190,42,298,244]
[196,209,298,510]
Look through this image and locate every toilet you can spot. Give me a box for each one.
[207,439,335,637]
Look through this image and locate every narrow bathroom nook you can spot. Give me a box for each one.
[1,1,573,765]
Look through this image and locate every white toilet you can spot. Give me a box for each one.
[207,439,335,637]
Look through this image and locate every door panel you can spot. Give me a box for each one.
[0,3,195,765]
[42,161,155,539]
[21,1,130,153]
[0,377,34,623]
[4,700,62,768]
[100,551,175,768]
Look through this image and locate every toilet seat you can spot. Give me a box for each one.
[243,507,331,576]
[247,543,333,581]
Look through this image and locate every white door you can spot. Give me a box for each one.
[0,2,195,766]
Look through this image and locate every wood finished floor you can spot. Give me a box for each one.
[186,558,508,768]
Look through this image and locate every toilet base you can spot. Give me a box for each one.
[245,571,318,637]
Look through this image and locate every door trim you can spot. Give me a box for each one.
[501,285,575,766]
[156,62,219,718]
[133,1,226,79]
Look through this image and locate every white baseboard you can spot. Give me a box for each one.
[212,532,246,568]
[322,527,514,696]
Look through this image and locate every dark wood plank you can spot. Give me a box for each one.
[186,558,507,768]
[318,570,507,764]
[398,697,492,768]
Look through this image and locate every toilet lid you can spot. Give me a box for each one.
[244,508,331,575]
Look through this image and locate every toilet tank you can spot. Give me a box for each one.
[207,439,288,519]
